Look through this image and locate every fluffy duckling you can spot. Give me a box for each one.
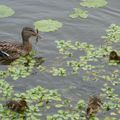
[86,96,102,120]
[109,51,120,62]
[6,99,28,113]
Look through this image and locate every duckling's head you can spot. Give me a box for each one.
[89,96,102,105]
[19,100,28,107]
[109,51,118,60]
[20,99,27,104]
[22,27,39,43]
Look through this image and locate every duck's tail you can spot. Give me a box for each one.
[0,51,9,57]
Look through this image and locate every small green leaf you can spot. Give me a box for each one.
[55,104,64,108]
[69,8,88,19]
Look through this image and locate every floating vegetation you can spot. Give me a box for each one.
[70,0,108,20]
[34,19,62,32]
[50,67,67,76]
[101,84,120,112]
[0,5,14,18]
[55,40,105,73]
[80,0,108,8]
[102,24,120,43]
[47,99,86,120]
[69,8,88,19]
[0,51,44,80]
[36,36,120,86]
[0,80,13,100]
[104,117,118,120]
[8,56,35,80]
[0,79,119,119]
[0,80,62,119]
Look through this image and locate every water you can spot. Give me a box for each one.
[0,0,120,118]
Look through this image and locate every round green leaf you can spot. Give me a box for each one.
[0,5,15,18]
[34,19,62,32]
[80,0,107,8]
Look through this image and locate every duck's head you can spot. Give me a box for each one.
[109,51,118,60]
[22,27,40,43]
[19,100,28,107]
[89,96,102,106]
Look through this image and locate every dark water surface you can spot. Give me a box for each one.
[0,0,120,117]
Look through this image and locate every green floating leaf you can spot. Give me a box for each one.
[0,5,14,18]
[34,19,62,32]
[69,8,88,19]
[104,117,117,120]
[80,0,107,8]
[102,24,120,43]
[55,104,64,108]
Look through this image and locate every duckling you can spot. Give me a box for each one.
[6,99,28,113]
[86,96,102,120]
[109,51,120,62]
[0,27,40,64]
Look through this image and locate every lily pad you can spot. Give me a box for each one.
[80,0,107,8]
[0,5,14,18]
[69,8,88,19]
[34,19,62,32]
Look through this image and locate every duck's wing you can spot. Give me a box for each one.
[0,41,24,60]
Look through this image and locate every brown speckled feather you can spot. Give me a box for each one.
[0,41,31,60]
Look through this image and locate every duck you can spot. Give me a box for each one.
[109,51,120,63]
[86,96,102,120]
[5,99,28,113]
[0,27,40,64]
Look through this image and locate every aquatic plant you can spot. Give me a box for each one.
[0,78,119,119]
[47,99,86,120]
[0,52,37,80]
[0,5,14,18]
[0,80,90,120]
[80,0,107,8]
[0,80,61,119]
[0,80,13,100]
[102,24,120,43]
[36,37,120,89]
[8,55,36,80]
[104,117,117,120]
[34,19,62,32]
[101,84,120,111]
[56,40,104,73]
[69,8,88,19]
[50,67,67,76]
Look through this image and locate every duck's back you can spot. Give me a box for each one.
[0,41,31,64]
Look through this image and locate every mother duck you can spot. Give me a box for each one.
[0,27,39,64]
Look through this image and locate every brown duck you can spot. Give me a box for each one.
[0,27,39,64]
[6,99,28,113]
[109,51,120,63]
[86,96,102,120]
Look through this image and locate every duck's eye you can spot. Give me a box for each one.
[27,28,34,32]
[29,29,34,32]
